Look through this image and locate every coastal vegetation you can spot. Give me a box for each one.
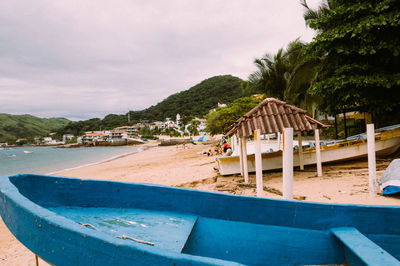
[127,75,244,122]
[206,96,262,135]
[243,1,400,128]
[302,0,400,126]
[55,75,244,137]
[243,39,317,111]
[0,114,69,143]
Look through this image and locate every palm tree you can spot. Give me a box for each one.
[246,38,324,112]
[247,48,290,100]
[301,0,335,32]
[284,39,320,110]
[188,119,200,136]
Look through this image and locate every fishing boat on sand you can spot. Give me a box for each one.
[0,174,399,265]
[216,124,400,176]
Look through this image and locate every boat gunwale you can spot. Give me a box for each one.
[1,174,400,265]
[0,174,242,266]
[3,174,400,227]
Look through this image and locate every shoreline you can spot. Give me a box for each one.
[46,144,153,175]
[0,144,153,177]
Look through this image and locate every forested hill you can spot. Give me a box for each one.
[0,114,70,143]
[128,75,244,121]
[56,75,244,137]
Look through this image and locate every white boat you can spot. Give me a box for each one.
[216,125,400,176]
[23,150,34,154]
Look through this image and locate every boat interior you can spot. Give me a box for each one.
[4,174,400,265]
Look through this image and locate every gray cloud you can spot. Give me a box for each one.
[0,0,321,120]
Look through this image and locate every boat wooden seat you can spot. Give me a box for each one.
[330,227,400,265]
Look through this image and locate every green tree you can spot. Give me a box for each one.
[247,48,289,99]
[284,39,320,110]
[163,127,181,137]
[187,120,200,136]
[246,39,319,111]
[206,96,262,135]
[128,75,244,121]
[303,0,400,125]
[180,115,194,126]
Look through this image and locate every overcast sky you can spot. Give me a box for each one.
[0,0,321,120]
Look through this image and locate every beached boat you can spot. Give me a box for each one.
[216,124,400,176]
[159,138,191,146]
[0,174,399,265]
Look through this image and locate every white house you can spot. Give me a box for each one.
[62,134,74,143]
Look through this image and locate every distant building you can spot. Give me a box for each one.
[34,137,41,145]
[43,137,57,145]
[109,131,123,142]
[113,126,139,138]
[209,102,227,113]
[16,138,27,144]
[82,132,109,143]
[62,134,75,143]
[194,118,207,132]
[163,120,175,129]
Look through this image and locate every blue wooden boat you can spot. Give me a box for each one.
[0,174,399,265]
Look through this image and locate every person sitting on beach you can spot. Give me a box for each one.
[223,142,231,153]
[223,148,233,156]
[215,144,222,155]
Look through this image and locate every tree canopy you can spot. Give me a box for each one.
[303,0,400,124]
[55,115,127,138]
[245,39,318,111]
[55,75,244,137]
[206,96,262,135]
[0,114,70,143]
[128,75,244,122]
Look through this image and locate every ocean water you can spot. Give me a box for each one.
[0,145,142,176]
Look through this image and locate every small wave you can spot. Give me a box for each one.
[46,147,144,175]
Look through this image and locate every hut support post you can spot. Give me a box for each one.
[231,135,237,154]
[241,136,249,183]
[254,129,263,196]
[277,132,281,150]
[283,128,294,200]
[315,129,322,177]
[238,136,244,177]
[367,124,377,196]
[298,131,304,170]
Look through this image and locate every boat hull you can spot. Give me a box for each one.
[1,174,399,265]
[216,136,400,176]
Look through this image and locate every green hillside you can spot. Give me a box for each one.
[0,114,70,143]
[128,75,244,121]
[56,75,245,137]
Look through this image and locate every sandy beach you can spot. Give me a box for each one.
[1,142,399,265]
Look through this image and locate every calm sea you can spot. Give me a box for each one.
[0,145,142,176]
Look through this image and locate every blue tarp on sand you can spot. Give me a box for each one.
[378,159,400,196]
